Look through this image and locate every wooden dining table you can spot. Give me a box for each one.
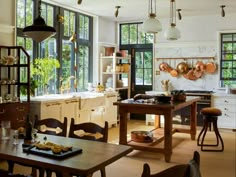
[114,96,200,162]
[0,132,133,177]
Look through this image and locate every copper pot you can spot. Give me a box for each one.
[159,62,171,72]
[177,62,189,74]
[195,61,206,72]
[205,61,217,73]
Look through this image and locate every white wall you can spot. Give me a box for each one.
[152,13,236,92]
[0,0,15,45]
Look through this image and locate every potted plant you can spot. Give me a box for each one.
[31,57,60,95]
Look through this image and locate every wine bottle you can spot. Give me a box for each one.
[24,115,32,140]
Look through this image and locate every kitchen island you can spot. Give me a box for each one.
[114,96,200,162]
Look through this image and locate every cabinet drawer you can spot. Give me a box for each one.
[213,97,236,105]
[213,104,236,113]
[218,113,236,129]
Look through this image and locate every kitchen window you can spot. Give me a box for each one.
[16,0,93,95]
[220,32,236,88]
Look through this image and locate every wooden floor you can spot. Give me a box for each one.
[0,120,235,177]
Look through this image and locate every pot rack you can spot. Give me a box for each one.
[156,56,215,61]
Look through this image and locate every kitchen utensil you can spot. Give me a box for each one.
[195,61,206,72]
[205,60,217,73]
[159,62,172,72]
[131,131,153,143]
[155,95,172,102]
[170,60,178,77]
[177,62,189,74]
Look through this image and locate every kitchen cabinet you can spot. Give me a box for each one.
[212,94,236,130]
[100,53,131,98]
[0,46,30,128]
[104,93,118,127]
[30,99,64,122]
[30,92,117,128]
[78,95,105,126]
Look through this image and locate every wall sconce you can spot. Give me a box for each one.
[177,9,182,20]
[78,0,82,5]
[57,15,64,24]
[69,32,76,43]
[221,5,226,17]
[115,6,121,18]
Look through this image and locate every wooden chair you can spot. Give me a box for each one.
[8,117,68,177]
[141,151,201,177]
[34,117,68,137]
[68,118,108,177]
[0,169,32,177]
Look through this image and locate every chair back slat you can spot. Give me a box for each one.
[69,118,108,142]
[34,117,67,137]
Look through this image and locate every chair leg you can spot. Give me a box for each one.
[197,118,207,146]
[7,160,14,174]
[212,120,224,151]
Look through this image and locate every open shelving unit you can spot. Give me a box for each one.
[100,53,131,98]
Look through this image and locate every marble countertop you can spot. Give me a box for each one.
[30,91,115,102]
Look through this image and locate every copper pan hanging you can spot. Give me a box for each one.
[205,59,217,73]
[170,60,178,77]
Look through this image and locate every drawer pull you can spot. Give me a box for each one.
[65,100,78,104]
[224,108,228,110]
[46,103,61,107]
[0,109,6,114]
[16,107,25,112]
[224,100,228,103]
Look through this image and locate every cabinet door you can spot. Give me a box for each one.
[104,95,117,127]
[63,98,79,124]
[90,107,105,126]
[41,101,63,121]
[78,110,91,123]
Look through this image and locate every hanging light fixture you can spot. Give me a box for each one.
[177,9,182,20]
[164,0,180,40]
[115,6,121,18]
[143,0,162,33]
[221,5,226,17]
[23,0,56,43]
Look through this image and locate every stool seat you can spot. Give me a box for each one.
[200,107,222,116]
[197,107,224,152]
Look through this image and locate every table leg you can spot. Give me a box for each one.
[119,110,128,145]
[190,102,197,140]
[154,115,161,128]
[163,111,173,162]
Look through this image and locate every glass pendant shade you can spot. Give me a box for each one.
[164,24,181,40]
[143,14,162,33]
[143,0,162,33]
[165,0,180,40]
[23,0,56,43]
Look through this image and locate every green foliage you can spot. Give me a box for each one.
[31,57,60,87]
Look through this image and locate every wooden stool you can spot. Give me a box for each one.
[197,107,224,152]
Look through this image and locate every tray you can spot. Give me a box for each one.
[24,146,82,159]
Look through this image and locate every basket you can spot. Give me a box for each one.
[172,94,186,101]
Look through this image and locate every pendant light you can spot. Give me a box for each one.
[143,0,162,33]
[164,0,180,40]
[23,0,56,43]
